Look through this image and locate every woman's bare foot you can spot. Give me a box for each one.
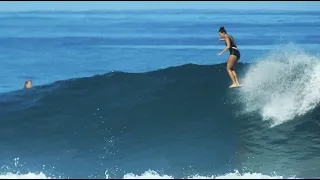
[229,83,242,88]
[229,84,238,88]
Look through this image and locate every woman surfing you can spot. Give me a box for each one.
[217,26,241,88]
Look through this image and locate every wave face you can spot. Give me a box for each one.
[0,63,241,178]
[1,47,320,179]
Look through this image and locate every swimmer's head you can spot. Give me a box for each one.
[218,26,227,37]
[24,80,32,89]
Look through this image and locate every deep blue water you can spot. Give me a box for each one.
[0,10,320,179]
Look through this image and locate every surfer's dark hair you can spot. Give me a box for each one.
[218,26,227,33]
[24,80,32,88]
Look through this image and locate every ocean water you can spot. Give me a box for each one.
[0,9,320,179]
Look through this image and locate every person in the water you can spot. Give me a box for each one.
[217,26,241,88]
[24,80,32,89]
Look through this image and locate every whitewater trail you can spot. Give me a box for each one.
[238,44,320,127]
[0,170,297,179]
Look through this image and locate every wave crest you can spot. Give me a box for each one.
[239,44,320,126]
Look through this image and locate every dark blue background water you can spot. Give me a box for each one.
[0,10,320,179]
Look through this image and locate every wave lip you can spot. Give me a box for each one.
[238,44,320,126]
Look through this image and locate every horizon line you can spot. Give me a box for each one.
[0,8,318,13]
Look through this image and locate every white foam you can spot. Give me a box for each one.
[0,170,297,179]
[121,170,296,179]
[238,44,320,127]
[0,172,50,179]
